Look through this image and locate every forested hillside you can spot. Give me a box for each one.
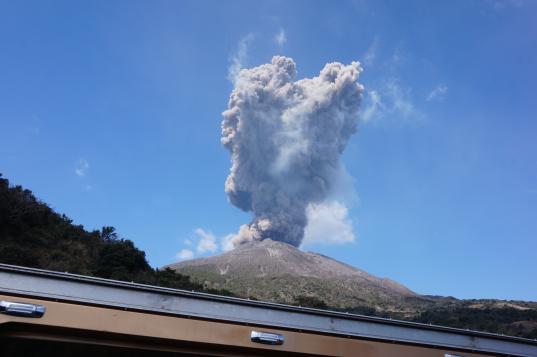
[0,173,233,295]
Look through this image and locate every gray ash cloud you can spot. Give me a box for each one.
[221,56,363,248]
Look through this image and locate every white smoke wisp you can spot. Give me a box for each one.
[221,56,364,248]
[303,201,355,246]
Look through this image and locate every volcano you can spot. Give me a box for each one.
[167,239,424,313]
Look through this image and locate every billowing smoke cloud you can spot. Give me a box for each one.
[222,56,363,248]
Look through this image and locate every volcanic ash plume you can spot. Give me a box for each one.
[222,56,363,248]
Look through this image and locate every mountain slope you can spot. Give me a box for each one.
[167,239,423,311]
[167,239,537,339]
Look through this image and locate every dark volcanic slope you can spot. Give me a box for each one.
[167,239,419,310]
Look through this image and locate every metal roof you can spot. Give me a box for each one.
[0,263,536,356]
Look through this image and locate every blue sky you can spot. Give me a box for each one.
[1,0,536,300]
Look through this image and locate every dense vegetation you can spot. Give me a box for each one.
[1,173,536,339]
[412,304,537,339]
[0,173,233,295]
[294,295,329,309]
[301,298,537,339]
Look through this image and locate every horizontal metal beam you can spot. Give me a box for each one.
[0,264,535,356]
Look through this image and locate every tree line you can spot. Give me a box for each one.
[0,173,233,295]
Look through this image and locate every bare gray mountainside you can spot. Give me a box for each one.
[167,240,537,339]
[167,239,422,312]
